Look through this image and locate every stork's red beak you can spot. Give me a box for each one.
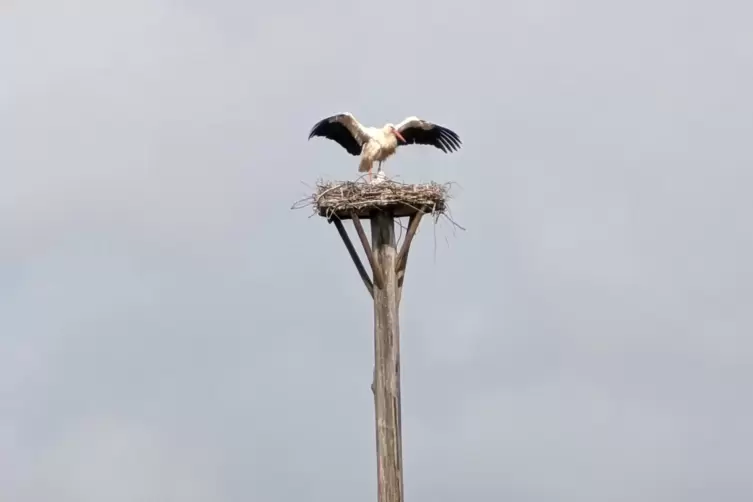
[394,129,406,143]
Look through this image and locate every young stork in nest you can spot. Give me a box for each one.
[308,112,462,182]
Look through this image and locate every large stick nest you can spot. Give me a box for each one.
[292,178,453,220]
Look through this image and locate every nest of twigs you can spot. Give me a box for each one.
[292,178,452,220]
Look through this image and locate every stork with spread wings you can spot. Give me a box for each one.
[308,113,462,181]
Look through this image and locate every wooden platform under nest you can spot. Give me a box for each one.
[306,180,450,220]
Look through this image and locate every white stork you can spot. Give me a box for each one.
[308,112,462,181]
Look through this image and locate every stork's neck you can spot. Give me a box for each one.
[379,127,398,149]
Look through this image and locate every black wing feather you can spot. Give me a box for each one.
[308,114,363,156]
[398,123,462,153]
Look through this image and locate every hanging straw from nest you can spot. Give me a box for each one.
[292,178,453,220]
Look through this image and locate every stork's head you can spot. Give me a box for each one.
[384,123,406,143]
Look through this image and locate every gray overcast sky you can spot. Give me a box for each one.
[3,0,753,500]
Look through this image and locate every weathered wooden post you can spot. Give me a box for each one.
[295,179,450,502]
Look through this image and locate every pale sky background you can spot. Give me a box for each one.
[3,0,753,501]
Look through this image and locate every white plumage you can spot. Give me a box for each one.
[308,112,462,181]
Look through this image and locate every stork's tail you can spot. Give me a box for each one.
[358,157,372,173]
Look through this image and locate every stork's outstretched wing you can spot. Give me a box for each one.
[395,116,462,153]
[308,113,371,156]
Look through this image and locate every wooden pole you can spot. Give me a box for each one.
[371,211,404,502]
[327,205,429,502]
